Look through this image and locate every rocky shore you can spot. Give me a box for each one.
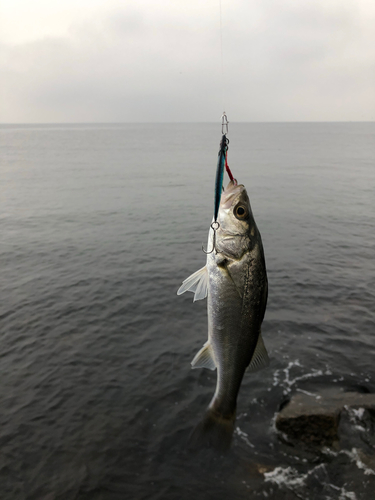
[275,388,375,446]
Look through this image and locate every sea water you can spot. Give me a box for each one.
[1,122,375,499]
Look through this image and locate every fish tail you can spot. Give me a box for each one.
[189,407,236,452]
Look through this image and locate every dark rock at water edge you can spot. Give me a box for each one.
[276,389,375,446]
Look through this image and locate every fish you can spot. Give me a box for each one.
[177,179,269,450]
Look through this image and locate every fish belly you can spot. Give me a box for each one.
[207,263,261,417]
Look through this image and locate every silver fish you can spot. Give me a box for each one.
[177,180,269,450]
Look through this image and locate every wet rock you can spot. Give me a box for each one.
[356,449,375,475]
[275,389,375,446]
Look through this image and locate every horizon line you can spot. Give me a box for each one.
[0,120,374,126]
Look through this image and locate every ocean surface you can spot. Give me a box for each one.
[1,122,375,500]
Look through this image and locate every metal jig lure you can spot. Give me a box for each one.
[203,113,235,255]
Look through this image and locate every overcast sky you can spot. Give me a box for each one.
[1,0,374,123]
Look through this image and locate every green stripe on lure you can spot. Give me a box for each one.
[204,124,234,255]
[214,134,228,222]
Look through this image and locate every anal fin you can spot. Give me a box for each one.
[247,332,270,373]
[191,342,216,370]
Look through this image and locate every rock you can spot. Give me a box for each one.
[275,389,375,446]
[356,449,375,475]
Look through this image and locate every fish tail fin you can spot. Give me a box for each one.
[189,408,236,452]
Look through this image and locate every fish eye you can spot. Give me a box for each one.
[234,204,248,220]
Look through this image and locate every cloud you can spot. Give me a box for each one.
[0,0,374,122]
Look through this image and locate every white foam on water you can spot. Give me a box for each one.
[237,412,248,419]
[264,465,306,488]
[264,464,360,500]
[234,426,255,448]
[349,448,375,476]
[345,406,367,431]
[322,447,375,476]
[351,408,365,419]
[272,359,331,395]
[264,463,326,489]
[338,489,357,500]
[327,484,358,500]
[296,388,322,399]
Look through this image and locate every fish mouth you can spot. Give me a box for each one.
[221,180,244,209]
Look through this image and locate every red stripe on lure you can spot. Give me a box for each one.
[225,151,234,182]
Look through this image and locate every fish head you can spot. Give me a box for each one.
[213,180,257,259]
[218,180,253,235]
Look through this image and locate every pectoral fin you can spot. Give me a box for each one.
[177,266,208,302]
[247,333,270,373]
[191,342,216,370]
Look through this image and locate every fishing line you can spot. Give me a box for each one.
[202,1,235,255]
[218,2,235,194]
[219,0,225,112]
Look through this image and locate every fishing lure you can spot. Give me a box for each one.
[214,134,229,222]
[203,113,235,254]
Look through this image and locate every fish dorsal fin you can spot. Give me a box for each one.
[191,342,216,370]
[247,333,270,373]
[177,266,208,302]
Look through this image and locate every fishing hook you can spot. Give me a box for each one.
[202,221,220,254]
[221,112,229,135]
